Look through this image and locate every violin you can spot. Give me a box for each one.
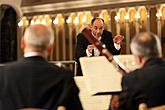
[82,28,129,75]
[82,28,129,110]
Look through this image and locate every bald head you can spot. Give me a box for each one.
[23,24,54,51]
[90,18,104,38]
[130,32,162,60]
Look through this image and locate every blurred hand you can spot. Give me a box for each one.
[110,95,119,110]
[87,45,95,53]
[113,35,124,44]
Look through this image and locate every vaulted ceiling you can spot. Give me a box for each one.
[21,0,165,16]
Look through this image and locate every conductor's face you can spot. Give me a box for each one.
[91,19,104,38]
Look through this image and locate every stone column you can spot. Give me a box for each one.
[107,10,112,32]
[156,5,162,40]
[53,16,60,60]
[125,9,130,54]
[66,14,73,60]
[61,14,66,60]
[115,10,120,34]
[135,7,140,34]
[146,6,151,32]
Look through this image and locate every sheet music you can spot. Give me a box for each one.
[74,76,111,110]
[113,55,140,72]
[80,56,122,95]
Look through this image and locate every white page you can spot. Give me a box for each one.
[80,56,122,95]
[113,55,140,72]
[74,76,111,110]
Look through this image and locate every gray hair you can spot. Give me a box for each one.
[24,24,54,50]
[130,32,162,60]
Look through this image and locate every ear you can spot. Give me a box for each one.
[47,45,53,54]
[21,37,26,49]
[134,54,143,66]
[89,25,92,30]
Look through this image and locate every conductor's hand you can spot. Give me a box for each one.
[113,35,124,44]
[87,45,95,53]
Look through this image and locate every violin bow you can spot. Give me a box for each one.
[82,28,128,75]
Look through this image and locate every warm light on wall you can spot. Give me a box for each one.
[99,10,110,24]
[99,14,103,19]
[85,11,92,24]
[18,16,29,27]
[53,14,65,26]
[53,17,58,25]
[115,12,120,22]
[82,15,87,24]
[66,17,71,24]
[16,3,165,61]
[41,18,46,25]
[43,15,52,25]
[26,15,52,25]
[30,19,35,25]
[156,9,162,19]
[135,11,141,21]
[124,13,130,21]
[18,4,165,28]
[18,19,23,27]
[74,16,79,25]
[35,18,40,24]
[30,16,38,25]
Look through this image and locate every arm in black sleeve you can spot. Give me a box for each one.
[75,33,89,62]
[75,33,90,75]
[102,30,121,55]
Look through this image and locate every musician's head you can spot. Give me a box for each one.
[21,24,54,58]
[130,32,162,66]
[90,18,104,38]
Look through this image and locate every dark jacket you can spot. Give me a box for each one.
[0,56,83,110]
[75,30,120,75]
[119,58,165,110]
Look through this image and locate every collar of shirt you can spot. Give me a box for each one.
[24,52,43,57]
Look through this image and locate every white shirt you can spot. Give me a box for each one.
[86,33,121,57]
[24,52,43,57]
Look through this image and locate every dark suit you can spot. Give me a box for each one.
[119,58,165,110]
[0,56,83,110]
[75,30,120,75]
